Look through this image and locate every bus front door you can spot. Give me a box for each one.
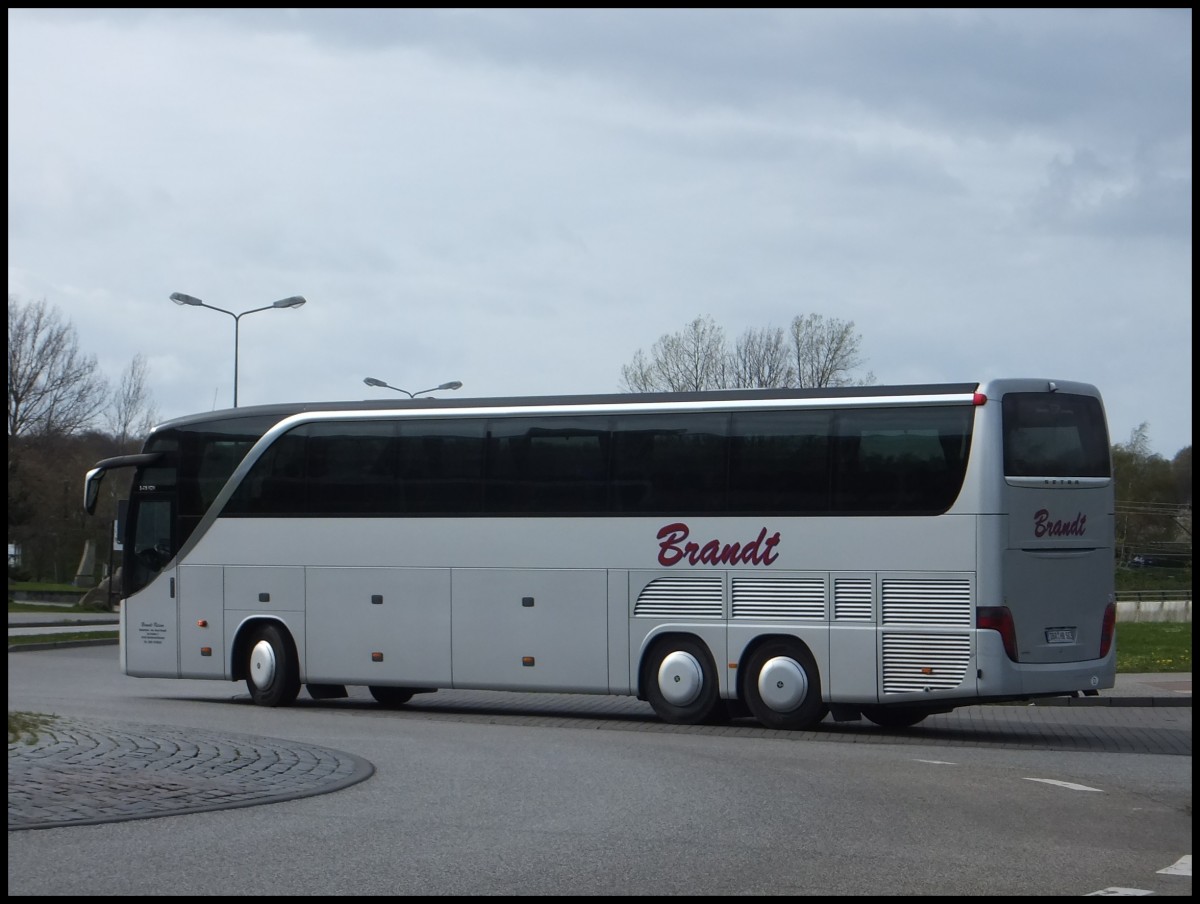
[121,492,181,678]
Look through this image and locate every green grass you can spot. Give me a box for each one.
[8,711,58,745]
[1114,621,1192,673]
[8,581,86,593]
[1114,566,1192,593]
[8,630,118,646]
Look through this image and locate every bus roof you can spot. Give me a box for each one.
[150,383,985,432]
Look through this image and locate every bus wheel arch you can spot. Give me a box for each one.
[739,636,828,730]
[237,620,301,707]
[639,633,721,725]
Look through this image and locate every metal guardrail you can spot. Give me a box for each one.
[1114,592,1191,623]
[1114,590,1192,602]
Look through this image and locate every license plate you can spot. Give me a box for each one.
[1045,628,1076,644]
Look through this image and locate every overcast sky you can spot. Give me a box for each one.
[8,9,1192,457]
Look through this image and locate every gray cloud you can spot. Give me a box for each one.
[7,8,1191,456]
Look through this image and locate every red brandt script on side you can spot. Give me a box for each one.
[656,521,781,567]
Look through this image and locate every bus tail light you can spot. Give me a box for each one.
[1099,602,1116,658]
[977,606,1018,661]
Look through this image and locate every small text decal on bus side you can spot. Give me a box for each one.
[657,522,781,567]
[1033,509,1087,538]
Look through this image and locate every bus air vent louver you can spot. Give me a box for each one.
[633,576,723,618]
[833,577,873,621]
[881,633,971,693]
[881,579,971,626]
[731,577,825,619]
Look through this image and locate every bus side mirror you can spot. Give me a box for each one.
[84,468,104,515]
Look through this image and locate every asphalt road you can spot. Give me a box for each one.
[7,644,1192,896]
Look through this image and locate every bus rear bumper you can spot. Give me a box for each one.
[976,632,1116,698]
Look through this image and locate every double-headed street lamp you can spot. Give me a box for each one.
[364,377,463,399]
[171,292,307,407]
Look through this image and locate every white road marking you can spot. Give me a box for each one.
[1158,854,1191,876]
[1023,777,1104,792]
[1085,887,1153,896]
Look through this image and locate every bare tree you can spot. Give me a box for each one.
[8,296,109,436]
[620,316,729,392]
[730,325,792,389]
[622,312,873,393]
[787,313,873,388]
[106,353,159,447]
[619,348,658,393]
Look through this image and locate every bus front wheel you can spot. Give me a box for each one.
[245,624,301,707]
[643,637,720,725]
[743,640,827,730]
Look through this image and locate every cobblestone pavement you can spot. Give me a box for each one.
[7,717,373,831]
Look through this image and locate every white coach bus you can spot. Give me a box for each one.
[84,379,1116,730]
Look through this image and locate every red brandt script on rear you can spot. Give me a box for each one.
[656,521,781,567]
[1033,509,1087,538]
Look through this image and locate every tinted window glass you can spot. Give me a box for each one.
[306,421,400,514]
[170,418,280,536]
[397,418,485,513]
[125,494,173,595]
[611,414,728,513]
[225,430,308,515]
[217,405,975,518]
[487,417,610,513]
[729,411,832,512]
[832,407,972,513]
[1003,393,1110,478]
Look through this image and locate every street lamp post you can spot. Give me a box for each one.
[171,292,306,407]
[364,377,463,399]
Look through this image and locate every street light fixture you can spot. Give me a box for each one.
[363,377,463,399]
[171,292,307,407]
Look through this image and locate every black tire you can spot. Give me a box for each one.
[860,705,929,729]
[742,640,827,730]
[642,636,720,725]
[369,686,416,707]
[244,623,301,707]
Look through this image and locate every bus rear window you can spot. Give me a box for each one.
[1002,392,1110,478]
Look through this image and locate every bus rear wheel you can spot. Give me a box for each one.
[743,640,827,730]
[369,686,416,707]
[643,637,720,725]
[245,624,301,707]
[861,705,929,729]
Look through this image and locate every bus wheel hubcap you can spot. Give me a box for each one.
[250,640,276,688]
[658,651,703,706]
[758,656,807,712]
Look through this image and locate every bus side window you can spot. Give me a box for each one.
[397,420,485,514]
[646,414,727,512]
[485,419,609,514]
[306,426,399,515]
[227,431,308,515]
[610,427,655,512]
[728,412,831,513]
